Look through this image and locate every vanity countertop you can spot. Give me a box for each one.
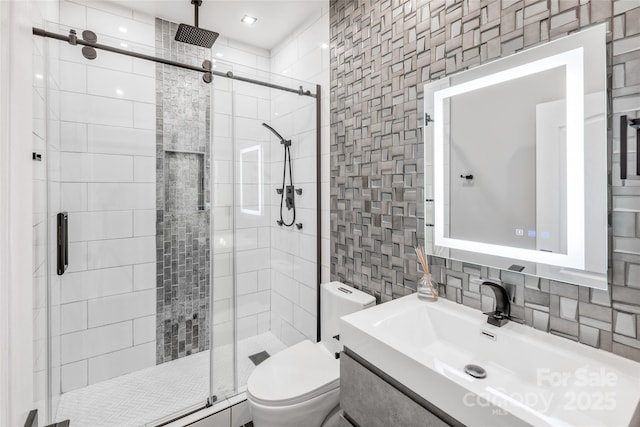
[340,294,640,427]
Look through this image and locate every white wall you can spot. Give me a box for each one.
[55,0,157,393]
[1,0,44,425]
[268,8,330,345]
[0,5,9,419]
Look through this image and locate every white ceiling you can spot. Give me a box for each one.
[106,0,326,50]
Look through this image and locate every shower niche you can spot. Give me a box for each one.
[164,151,206,213]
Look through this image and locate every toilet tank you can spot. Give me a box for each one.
[321,282,376,343]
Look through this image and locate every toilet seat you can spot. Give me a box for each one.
[247,340,339,407]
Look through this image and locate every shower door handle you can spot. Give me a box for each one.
[57,212,68,275]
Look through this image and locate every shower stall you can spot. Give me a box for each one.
[33,14,320,426]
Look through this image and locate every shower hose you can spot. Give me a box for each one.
[279,141,296,227]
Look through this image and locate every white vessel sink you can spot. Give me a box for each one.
[340,294,640,426]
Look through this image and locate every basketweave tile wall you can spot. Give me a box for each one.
[329,0,640,362]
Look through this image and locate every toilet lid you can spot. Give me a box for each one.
[247,340,339,406]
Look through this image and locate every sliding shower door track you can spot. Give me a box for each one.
[153,396,216,427]
[32,27,318,98]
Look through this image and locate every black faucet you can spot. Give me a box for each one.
[481,281,512,327]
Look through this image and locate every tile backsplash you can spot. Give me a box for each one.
[329,0,640,362]
[429,257,636,359]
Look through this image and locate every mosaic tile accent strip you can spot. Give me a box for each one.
[156,18,212,363]
[329,0,640,362]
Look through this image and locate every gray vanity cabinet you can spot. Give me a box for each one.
[340,350,457,427]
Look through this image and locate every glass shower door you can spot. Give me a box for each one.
[209,59,237,401]
[41,16,321,425]
[44,22,216,426]
[230,77,279,395]
[209,66,321,401]
[209,67,320,399]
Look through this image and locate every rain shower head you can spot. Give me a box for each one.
[175,0,219,48]
[175,24,219,48]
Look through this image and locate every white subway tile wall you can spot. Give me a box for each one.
[268,8,330,345]
[56,0,157,393]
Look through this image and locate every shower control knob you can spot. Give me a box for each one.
[295,223,303,230]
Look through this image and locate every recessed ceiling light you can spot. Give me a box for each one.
[241,15,257,25]
[116,89,124,96]
[321,43,329,49]
[120,42,128,48]
[35,73,43,79]
[118,26,127,33]
[216,52,223,58]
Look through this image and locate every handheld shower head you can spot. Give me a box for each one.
[261,123,290,146]
[268,123,296,228]
[175,0,219,48]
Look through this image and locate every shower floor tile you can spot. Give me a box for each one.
[55,332,287,427]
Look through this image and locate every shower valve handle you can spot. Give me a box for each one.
[285,186,295,210]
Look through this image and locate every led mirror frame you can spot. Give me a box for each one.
[432,48,585,269]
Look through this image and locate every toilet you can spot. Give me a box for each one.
[246,281,376,427]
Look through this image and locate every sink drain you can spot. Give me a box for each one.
[464,364,487,379]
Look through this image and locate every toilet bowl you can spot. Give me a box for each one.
[247,340,340,427]
[247,282,375,427]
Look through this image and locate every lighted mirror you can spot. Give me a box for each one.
[423,24,607,289]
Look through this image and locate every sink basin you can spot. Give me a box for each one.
[340,294,640,426]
